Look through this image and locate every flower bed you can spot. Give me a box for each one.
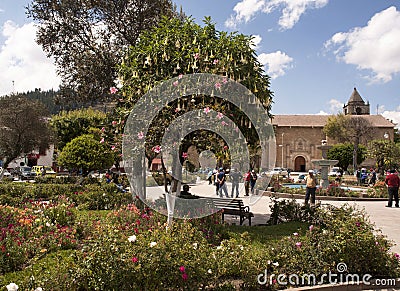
[1,188,399,290]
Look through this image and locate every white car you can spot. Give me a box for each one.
[329,167,341,176]
[0,167,12,179]
[270,167,288,177]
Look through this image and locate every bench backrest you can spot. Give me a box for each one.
[205,198,245,211]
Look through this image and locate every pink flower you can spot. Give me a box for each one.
[179,266,186,273]
[295,242,302,248]
[204,107,210,114]
[175,108,180,113]
[111,145,116,151]
[293,232,299,236]
[112,120,118,126]
[309,225,314,231]
[221,121,228,126]
[100,138,105,143]
[110,87,118,94]
[152,145,161,153]
[137,131,144,139]
[213,59,219,65]
[182,152,188,159]
[215,82,221,89]
[355,222,361,227]
[182,273,188,281]
[101,127,105,132]
[234,127,239,132]
[173,81,179,86]
[217,112,224,119]
[178,74,183,79]
[194,53,199,60]
[222,77,228,84]
[223,145,228,150]
[395,253,400,259]
[131,257,138,263]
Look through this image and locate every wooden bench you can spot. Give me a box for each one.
[202,197,254,226]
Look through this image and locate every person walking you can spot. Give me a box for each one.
[230,168,242,198]
[207,170,213,185]
[305,169,318,205]
[385,169,399,208]
[244,170,251,196]
[250,170,258,194]
[369,168,377,186]
[217,168,229,198]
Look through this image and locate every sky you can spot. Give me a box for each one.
[0,0,399,127]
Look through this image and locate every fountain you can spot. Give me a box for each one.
[312,140,338,189]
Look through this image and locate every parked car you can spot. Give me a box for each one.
[328,167,341,177]
[13,166,36,180]
[295,173,307,183]
[31,166,57,177]
[270,167,288,177]
[0,167,12,179]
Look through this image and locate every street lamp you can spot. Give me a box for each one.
[281,133,285,168]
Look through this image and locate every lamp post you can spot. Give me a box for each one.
[281,133,285,168]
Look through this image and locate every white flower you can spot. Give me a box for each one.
[45,222,51,227]
[238,245,244,250]
[35,288,43,291]
[272,262,279,267]
[193,242,198,250]
[216,246,222,250]
[6,283,19,291]
[207,269,212,274]
[128,235,137,243]
[150,241,157,248]
[267,260,271,265]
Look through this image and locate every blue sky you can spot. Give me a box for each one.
[1,0,399,126]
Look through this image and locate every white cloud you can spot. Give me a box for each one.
[225,0,265,28]
[382,109,400,128]
[0,21,60,96]
[316,110,329,115]
[225,0,328,30]
[258,50,293,79]
[250,34,262,49]
[328,99,343,113]
[325,6,400,83]
[263,0,328,30]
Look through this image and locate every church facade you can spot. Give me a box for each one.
[271,88,395,172]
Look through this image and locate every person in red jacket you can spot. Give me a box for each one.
[385,169,399,208]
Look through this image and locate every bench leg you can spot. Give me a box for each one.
[248,217,251,226]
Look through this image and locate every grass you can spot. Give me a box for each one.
[223,221,308,245]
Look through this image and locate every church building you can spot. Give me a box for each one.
[271,88,395,172]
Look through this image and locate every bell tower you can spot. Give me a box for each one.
[343,88,370,115]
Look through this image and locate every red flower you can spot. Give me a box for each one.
[182,273,188,281]
[179,266,185,273]
[182,152,188,159]
[131,257,138,263]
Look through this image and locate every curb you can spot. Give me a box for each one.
[261,191,387,202]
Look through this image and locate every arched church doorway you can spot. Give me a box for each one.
[294,156,306,172]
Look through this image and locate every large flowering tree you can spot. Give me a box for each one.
[114,16,273,166]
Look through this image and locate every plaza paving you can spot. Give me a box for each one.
[146,180,400,255]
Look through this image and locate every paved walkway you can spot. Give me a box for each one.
[146,181,400,254]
